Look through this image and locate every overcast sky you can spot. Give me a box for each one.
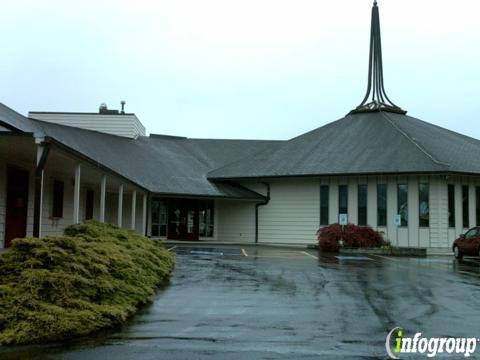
[0,0,479,140]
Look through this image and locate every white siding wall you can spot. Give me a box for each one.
[257,179,320,244]
[216,175,480,248]
[216,200,256,242]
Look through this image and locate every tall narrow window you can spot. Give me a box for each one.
[397,184,408,226]
[358,184,367,225]
[448,184,455,228]
[338,185,348,216]
[199,200,214,237]
[377,184,387,226]
[320,185,329,226]
[51,180,64,218]
[85,189,94,220]
[151,199,167,237]
[419,183,429,227]
[476,187,480,226]
[462,185,469,228]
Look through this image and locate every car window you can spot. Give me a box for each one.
[464,228,478,239]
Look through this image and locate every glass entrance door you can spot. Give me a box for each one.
[167,199,199,240]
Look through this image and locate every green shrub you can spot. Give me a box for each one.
[0,220,175,345]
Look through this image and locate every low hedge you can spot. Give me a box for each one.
[0,220,175,345]
[317,223,386,252]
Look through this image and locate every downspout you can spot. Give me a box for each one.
[255,182,270,244]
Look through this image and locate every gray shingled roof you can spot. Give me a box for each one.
[0,103,43,134]
[32,119,280,198]
[208,111,480,179]
[4,101,480,196]
[0,103,279,199]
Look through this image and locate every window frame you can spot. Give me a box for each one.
[418,182,430,228]
[338,185,348,216]
[357,184,367,226]
[320,185,329,226]
[448,184,455,228]
[51,179,64,219]
[397,183,408,227]
[85,189,94,220]
[151,198,168,237]
[377,184,387,227]
[462,185,469,229]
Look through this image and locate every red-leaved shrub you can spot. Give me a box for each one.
[317,223,385,252]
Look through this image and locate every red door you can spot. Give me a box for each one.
[167,199,199,240]
[5,167,29,247]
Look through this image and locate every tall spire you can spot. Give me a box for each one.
[352,1,406,114]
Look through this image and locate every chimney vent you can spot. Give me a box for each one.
[99,103,108,114]
[121,101,126,114]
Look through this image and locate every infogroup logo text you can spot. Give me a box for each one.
[385,327,478,358]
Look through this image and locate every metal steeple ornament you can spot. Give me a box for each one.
[352,1,406,114]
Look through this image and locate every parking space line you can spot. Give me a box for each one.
[301,251,318,260]
[241,248,248,257]
[372,254,398,262]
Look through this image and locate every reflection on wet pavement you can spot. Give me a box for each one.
[1,245,480,359]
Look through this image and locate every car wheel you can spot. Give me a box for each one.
[454,246,463,260]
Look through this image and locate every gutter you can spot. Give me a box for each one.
[255,182,270,244]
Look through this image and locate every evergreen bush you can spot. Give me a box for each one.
[0,220,175,345]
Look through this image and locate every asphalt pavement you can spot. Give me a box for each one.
[2,245,480,359]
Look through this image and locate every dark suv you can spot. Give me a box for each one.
[453,227,480,259]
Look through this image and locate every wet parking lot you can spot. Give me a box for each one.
[2,245,480,359]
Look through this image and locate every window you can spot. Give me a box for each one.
[199,200,214,237]
[151,199,167,237]
[358,184,367,225]
[377,184,387,226]
[419,183,429,227]
[51,180,64,218]
[85,189,94,220]
[448,184,455,228]
[464,228,478,239]
[462,185,469,228]
[477,187,480,226]
[339,185,348,215]
[320,185,329,225]
[397,184,408,226]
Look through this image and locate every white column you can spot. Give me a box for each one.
[118,184,124,227]
[131,190,137,230]
[73,163,81,224]
[142,194,148,235]
[100,175,106,222]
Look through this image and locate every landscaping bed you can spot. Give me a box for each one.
[0,221,175,345]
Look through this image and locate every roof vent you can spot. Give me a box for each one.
[98,103,119,115]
